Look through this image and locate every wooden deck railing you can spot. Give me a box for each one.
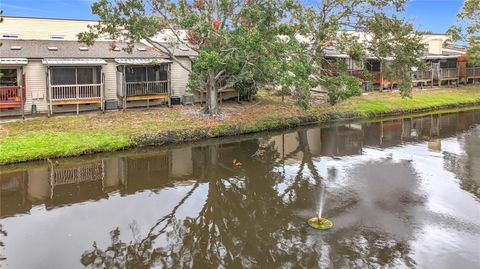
[0,86,24,108]
[411,70,433,81]
[125,81,169,97]
[323,69,365,78]
[438,68,458,79]
[466,67,480,78]
[50,84,102,101]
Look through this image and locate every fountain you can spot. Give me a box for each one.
[308,183,333,230]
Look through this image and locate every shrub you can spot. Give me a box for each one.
[323,74,363,105]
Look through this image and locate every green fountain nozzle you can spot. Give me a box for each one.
[307,217,333,230]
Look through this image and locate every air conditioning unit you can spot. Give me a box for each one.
[183,94,194,105]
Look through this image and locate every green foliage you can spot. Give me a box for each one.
[234,80,257,101]
[79,0,426,111]
[449,0,480,65]
[79,0,312,115]
[467,40,480,66]
[363,14,425,97]
[324,74,362,105]
[301,0,422,99]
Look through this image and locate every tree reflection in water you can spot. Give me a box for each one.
[79,127,422,269]
[443,126,480,199]
[80,137,322,268]
[0,110,478,268]
[0,224,6,264]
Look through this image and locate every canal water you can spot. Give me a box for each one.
[1,109,480,269]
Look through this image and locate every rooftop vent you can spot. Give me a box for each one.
[50,35,65,40]
[48,47,58,51]
[137,47,147,51]
[10,46,22,50]
[2,34,19,39]
[79,47,89,51]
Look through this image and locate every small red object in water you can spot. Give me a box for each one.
[232,159,242,167]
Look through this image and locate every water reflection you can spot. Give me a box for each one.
[1,109,479,268]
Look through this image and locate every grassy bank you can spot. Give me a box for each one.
[1,87,479,164]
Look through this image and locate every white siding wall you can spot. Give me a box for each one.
[0,17,99,41]
[170,57,191,97]
[103,61,118,100]
[24,60,48,113]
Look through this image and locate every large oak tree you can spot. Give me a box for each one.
[79,0,310,115]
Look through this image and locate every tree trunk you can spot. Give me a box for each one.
[204,70,219,115]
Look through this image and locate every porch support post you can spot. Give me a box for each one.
[47,68,53,117]
[20,66,25,120]
[101,71,105,112]
[168,63,172,107]
[123,66,127,111]
[76,84,80,115]
[457,66,460,87]
[430,63,433,88]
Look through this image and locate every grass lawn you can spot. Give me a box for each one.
[338,87,480,116]
[1,86,479,164]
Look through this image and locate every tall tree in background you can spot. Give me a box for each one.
[299,0,424,98]
[79,0,309,115]
[449,0,480,65]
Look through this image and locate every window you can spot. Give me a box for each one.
[126,67,146,82]
[126,65,168,82]
[0,69,18,86]
[51,67,101,85]
[50,35,65,40]
[440,59,457,69]
[51,68,76,85]
[366,61,381,72]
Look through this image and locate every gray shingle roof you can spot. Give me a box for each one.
[0,39,170,59]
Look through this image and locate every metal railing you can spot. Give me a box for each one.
[411,70,433,81]
[125,81,169,97]
[438,68,458,79]
[0,86,22,103]
[50,84,102,101]
[467,67,480,78]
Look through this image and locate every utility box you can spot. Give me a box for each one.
[105,99,118,110]
[183,94,194,105]
[170,96,181,106]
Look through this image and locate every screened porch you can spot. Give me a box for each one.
[48,66,103,103]
[434,59,459,84]
[125,65,169,98]
[44,58,106,115]
[0,58,27,109]
[466,65,480,80]
[116,59,172,107]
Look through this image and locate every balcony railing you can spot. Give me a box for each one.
[411,70,433,81]
[0,86,24,108]
[438,68,458,79]
[50,84,102,101]
[125,81,169,97]
[467,67,480,78]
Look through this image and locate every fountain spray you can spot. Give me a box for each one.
[308,183,333,230]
